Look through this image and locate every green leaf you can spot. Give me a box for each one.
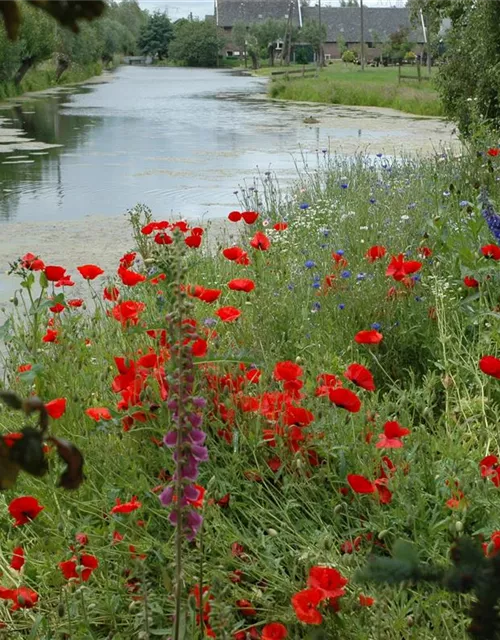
[39,270,48,289]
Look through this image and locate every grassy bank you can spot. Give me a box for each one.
[0,61,103,101]
[265,61,443,116]
[3,146,500,637]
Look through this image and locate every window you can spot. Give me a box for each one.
[366,42,373,48]
[276,40,284,50]
[226,51,233,57]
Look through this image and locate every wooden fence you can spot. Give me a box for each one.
[270,66,319,81]
[398,63,431,84]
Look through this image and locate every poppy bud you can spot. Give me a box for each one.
[295,356,303,364]
[378,530,389,540]
[455,521,464,533]
[407,615,414,627]
[58,602,65,617]
[266,528,278,537]
[333,504,343,515]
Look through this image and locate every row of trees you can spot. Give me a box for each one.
[0,0,147,86]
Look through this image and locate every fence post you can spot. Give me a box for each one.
[398,63,401,84]
[417,61,421,83]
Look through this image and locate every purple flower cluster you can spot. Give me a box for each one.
[480,190,500,243]
[160,332,208,541]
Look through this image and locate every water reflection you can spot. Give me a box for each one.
[0,66,455,224]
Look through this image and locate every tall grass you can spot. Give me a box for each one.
[1,148,500,637]
[270,77,443,116]
[0,61,103,101]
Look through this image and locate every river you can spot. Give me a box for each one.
[0,65,456,304]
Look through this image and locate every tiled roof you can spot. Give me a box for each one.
[216,0,301,28]
[301,6,424,43]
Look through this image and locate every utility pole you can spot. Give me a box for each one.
[318,0,323,67]
[360,0,365,70]
[419,8,431,75]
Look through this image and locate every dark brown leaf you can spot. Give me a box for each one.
[0,390,23,410]
[9,427,48,477]
[49,437,84,490]
[0,439,21,490]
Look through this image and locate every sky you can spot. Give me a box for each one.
[138,0,406,20]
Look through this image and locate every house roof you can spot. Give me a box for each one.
[216,0,301,28]
[301,7,424,43]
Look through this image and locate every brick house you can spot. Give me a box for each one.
[215,0,424,60]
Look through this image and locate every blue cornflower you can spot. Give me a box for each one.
[459,200,470,207]
[408,202,417,210]
[204,318,217,327]
[415,296,422,302]
[312,282,321,289]
[319,228,329,237]
[287,283,295,291]
[312,302,321,311]
[376,153,383,158]
[340,183,349,189]
[305,260,316,269]
[369,198,376,204]
[480,189,500,243]
[443,191,451,197]
[341,270,351,278]
[356,273,366,281]
[336,249,345,255]
[371,322,381,330]
[338,303,345,310]
[300,203,310,210]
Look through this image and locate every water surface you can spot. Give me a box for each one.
[0,66,456,224]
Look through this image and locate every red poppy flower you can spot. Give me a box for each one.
[464,276,479,288]
[365,245,386,262]
[59,558,78,580]
[21,253,45,271]
[120,252,136,268]
[59,554,98,582]
[344,363,375,391]
[42,327,58,343]
[77,264,104,280]
[236,599,256,617]
[222,246,250,265]
[68,299,84,308]
[228,210,242,222]
[262,622,288,640]
[55,275,75,288]
[228,278,255,293]
[328,387,361,413]
[480,355,500,379]
[479,455,500,486]
[359,594,375,607]
[192,338,208,357]
[194,287,222,303]
[245,368,261,383]
[103,286,120,302]
[112,300,146,326]
[45,398,66,419]
[481,244,500,260]
[332,252,348,267]
[10,547,25,572]
[49,302,65,314]
[375,420,410,449]
[291,588,323,625]
[110,496,142,514]
[347,474,375,494]
[273,222,288,231]
[386,254,422,281]
[307,566,348,600]
[354,330,383,344]
[8,587,38,610]
[185,234,202,248]
[75,532,89,546]
[487,148,500,157]
[216,306,241,322]
[8,496,44,526]
[44,265,66,282]
[250,231,271,250]
[86,407,112,421]
[418,246,432,258]
[274,360,303,381]
[118,266,146,286]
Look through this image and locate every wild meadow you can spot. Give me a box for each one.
[2,147,500,639]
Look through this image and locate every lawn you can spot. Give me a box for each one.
[1,147,500,639]
[257,60,442,117]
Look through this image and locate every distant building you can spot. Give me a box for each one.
[301,6,424,60]
[215,0,425,60]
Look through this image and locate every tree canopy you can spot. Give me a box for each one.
[169,20,225,67]
[138,12,174,60]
